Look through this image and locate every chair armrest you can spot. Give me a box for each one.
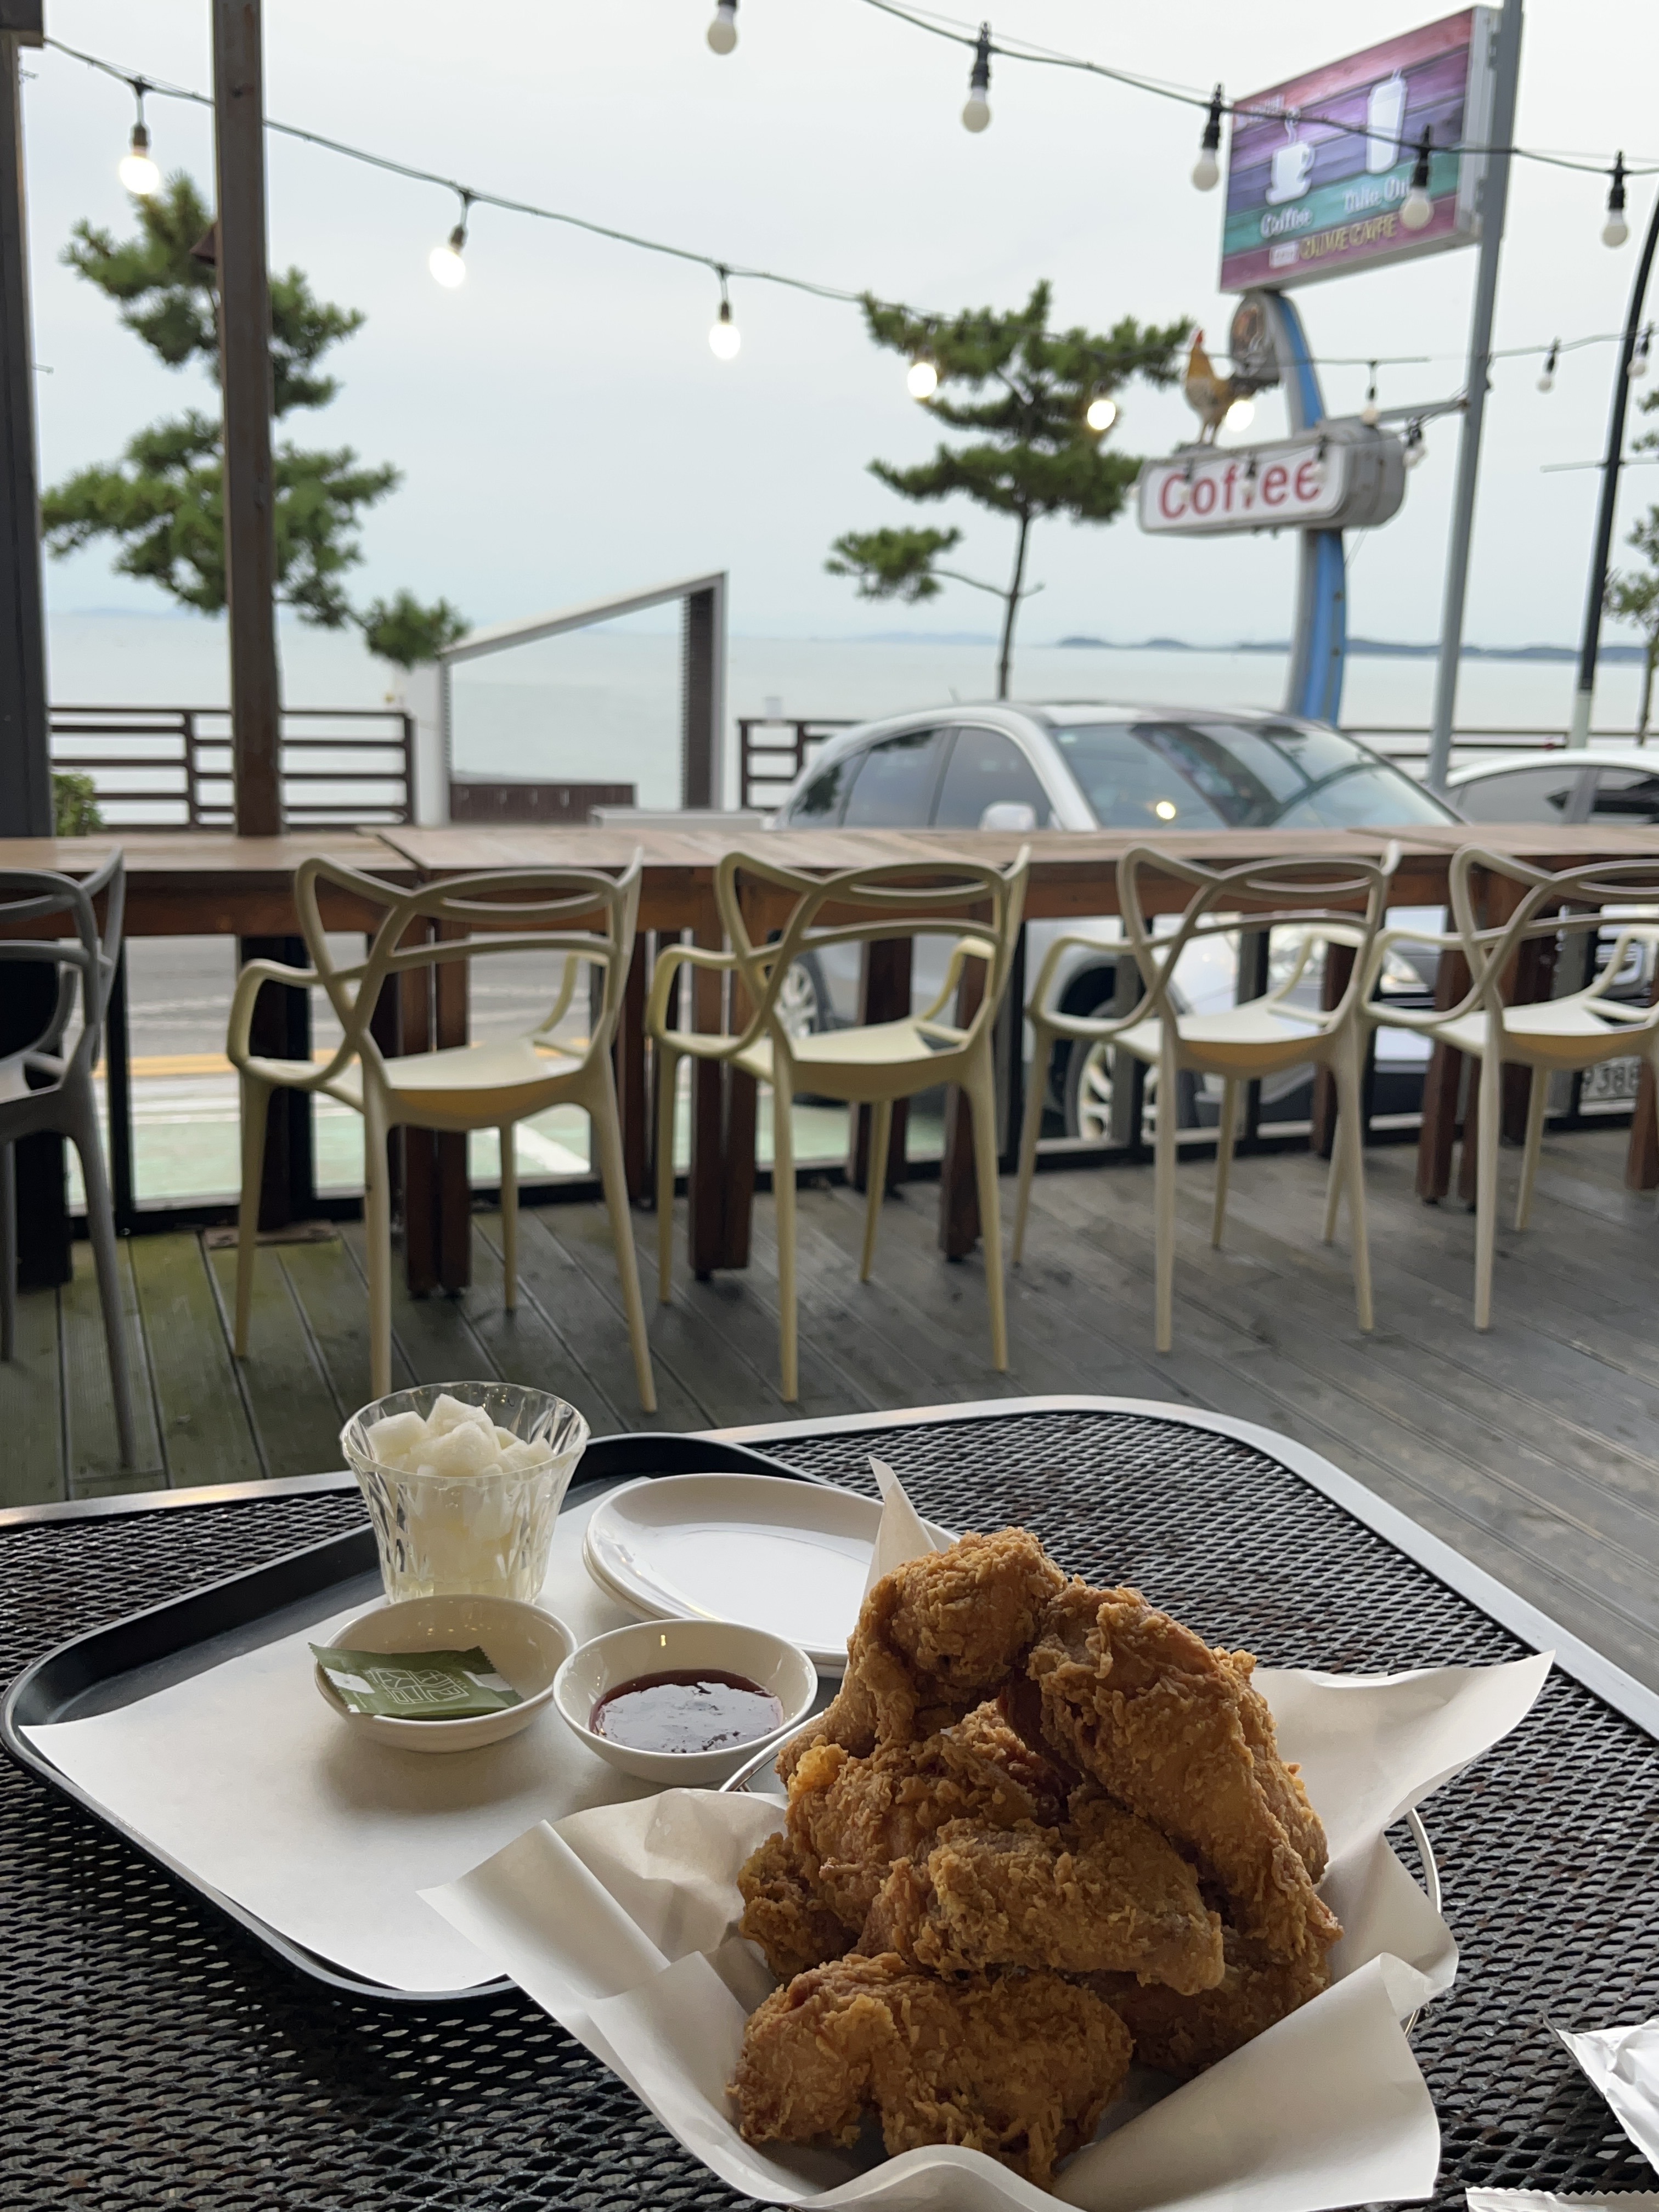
[916,934,998,1024]
[1025,930,1128,1018]
[645,942,746,1060]
[227,957,324,1077]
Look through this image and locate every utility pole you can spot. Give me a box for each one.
[1425,0,1523,797]
[0,0,48,839]
[1566,182,1659,747]
[212,0,283,836]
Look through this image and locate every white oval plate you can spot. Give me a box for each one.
[583,1474,953,1673]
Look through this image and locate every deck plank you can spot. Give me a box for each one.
[0,1278,63,1508]
[276,1234,412,1414]
[204,1242,350,1482]
[463,1216,630,1435]
[128,1234,264,1489]
[62,1239,165,1496]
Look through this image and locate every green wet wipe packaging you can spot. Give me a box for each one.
[310,1643,524,1720]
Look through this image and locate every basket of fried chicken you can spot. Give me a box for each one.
[427,1508,1550,2212]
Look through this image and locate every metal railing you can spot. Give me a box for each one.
[1353,723,1646,763]
[49,706,415,828]
[737,717,854,812]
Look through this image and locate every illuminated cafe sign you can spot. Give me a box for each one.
[1137,424,1406,537]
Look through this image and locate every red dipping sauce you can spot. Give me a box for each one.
[591,1668,783,1754]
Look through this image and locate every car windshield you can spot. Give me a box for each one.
[1047,719,1458,830]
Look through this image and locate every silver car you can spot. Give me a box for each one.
[768,701,1461,1134]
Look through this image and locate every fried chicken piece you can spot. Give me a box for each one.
[737,1829,857,1982]
[1087,1923,1330,2078]
[1220,1648,1328,1882]
[1028,1587,1340,1970]
[785,1703,1069,1928]
[729,1951,1131,2190]
[783,1531,1068,1775]
[858,1798,1223,1990]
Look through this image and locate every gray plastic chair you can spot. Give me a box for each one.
[0,853,137,1466]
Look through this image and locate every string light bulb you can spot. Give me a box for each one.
[1223,396,1255,433]
[429,201,469,288]
[1632,323,1654,380]
[1192,86,1224,193]
[1361,365,1380,428]
[962,24,992,133]
[1605,154,1629,248]
[1085,392,1118,433]
[1537,338,1559,393]
[1400,128,1434,230]
[907,356,939,399]
[119,83,160,197]
[1403,420,1427,469]
[1305,438,1329,490]
[707,1,737,55]
[709,268,741,359]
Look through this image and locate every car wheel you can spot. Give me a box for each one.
[773,955,828,1042]
[1063,1043,1197,1141]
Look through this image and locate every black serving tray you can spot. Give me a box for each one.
[1,1430,820,2005]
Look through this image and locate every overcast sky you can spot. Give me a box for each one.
[20,0,1659,652]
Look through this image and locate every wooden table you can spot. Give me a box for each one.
[8,822,1658,1295]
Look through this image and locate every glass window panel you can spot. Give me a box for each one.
[931,726,1054,828]
[839,727,947,827]
[1588,766,1659,823]
[1454,765,1583,823]
[1048,723,1225,829]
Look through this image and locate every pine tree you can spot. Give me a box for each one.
[1607,388,1659,739]
[828,281,1190,697]
[42,177,465,667]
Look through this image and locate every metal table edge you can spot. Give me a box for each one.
[703,1392,1659,1744]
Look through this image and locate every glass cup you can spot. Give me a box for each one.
[340,1382,589,1603]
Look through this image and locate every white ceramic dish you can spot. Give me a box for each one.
[312,1593,575,1753]
[582,1473,953,1672]
[552,1617,818,1786]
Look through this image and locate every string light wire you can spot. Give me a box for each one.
[33,35,1646,382]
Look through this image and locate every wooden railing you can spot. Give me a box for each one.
[49,706,415,828]
[737,717,854,812]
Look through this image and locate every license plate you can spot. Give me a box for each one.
[1582,1059,1643,1102]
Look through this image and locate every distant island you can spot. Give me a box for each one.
[1054,635,1645,663]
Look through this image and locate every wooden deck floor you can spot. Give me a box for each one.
[7,1125,1659,1692]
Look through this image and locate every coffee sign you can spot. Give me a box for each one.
[1220,9,1496,293]
[1137,429,1406,538]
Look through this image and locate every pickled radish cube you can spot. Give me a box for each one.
[363,1410,427,1466]
[492,1425,519,1451]
[426,1392,493,1437]
[418,1419,500,1477]
[498,1438,551,1472]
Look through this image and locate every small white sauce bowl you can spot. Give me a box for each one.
[313,1593,575,1754]
[554,1617,817,1786]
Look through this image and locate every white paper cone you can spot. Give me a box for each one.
[861,1458,952,1600]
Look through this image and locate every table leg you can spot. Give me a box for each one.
[239,935,314,1232]
[1310,943,1356,1159]
[1626,953,1659,1190]
[613,936,648,1202]
[849,939,912,1192]
[1237,928,1270,1148]
[686,897,735,1277]
[434,921,470,1293]
[1415,949,1470,1202]
[1455,873,1533,1209]
[399,934,438,1296]
[938,952,989,1259]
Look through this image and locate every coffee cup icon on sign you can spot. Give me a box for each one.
[1266,136,1314,205]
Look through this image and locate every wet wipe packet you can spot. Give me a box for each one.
[310,1644,524,1720]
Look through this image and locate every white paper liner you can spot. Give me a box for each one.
[1555,2019,1659,2176]
[422,1462,1552,2212]
[1466,2197,1659,2210]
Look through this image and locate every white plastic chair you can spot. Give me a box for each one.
[1353,844,1659,1330]
[0,851,137,1466]
[1013,842,1400,1353]
[227,854,655,1408]
[645,847,1030,1401]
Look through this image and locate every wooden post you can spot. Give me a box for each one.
[1626,953,1659,1190]
[938,950,989,1259]
[212,0,283,837]
[0,6,48,841]
[1236,927,1271,1147]
[848,940,912,1191]
[433,922,470,1290]
[1415,946,1471,1201]
[1310,942,1356,1158]
[681,583,723,809]
[239,936,314,1229]
[613,936,648,1201]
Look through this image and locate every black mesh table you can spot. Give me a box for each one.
[4,1395,1658,2211]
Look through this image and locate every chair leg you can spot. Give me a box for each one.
[772,1068,798,1401]
[70,1103,138,1469]
[860,1098,892,1283]
[234,1074,272,1358]
[1212,1077,1239,1248]
[1322,1093,1347,1245]
[654,1045,679,1303]
[1011,1019,1049,1266]
[1514,1066,1549,1232]
[1153,1040,1178,1354]
[1473,1047,1502,1331]
[591,1066,657,1414]
[966,1044,1009,1372]
[1335,1038,1374,1333]
[499,1125,518,1312]
[363,1101,394,1400]
[0,1141,14,1364]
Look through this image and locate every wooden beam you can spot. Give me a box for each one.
[848,940,912,1192]
[212,1,283,837]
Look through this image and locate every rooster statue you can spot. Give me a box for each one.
[1182,330,1238,444]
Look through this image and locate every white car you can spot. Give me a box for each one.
[1446,745,1659,827]
[768,702,1460,1135]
